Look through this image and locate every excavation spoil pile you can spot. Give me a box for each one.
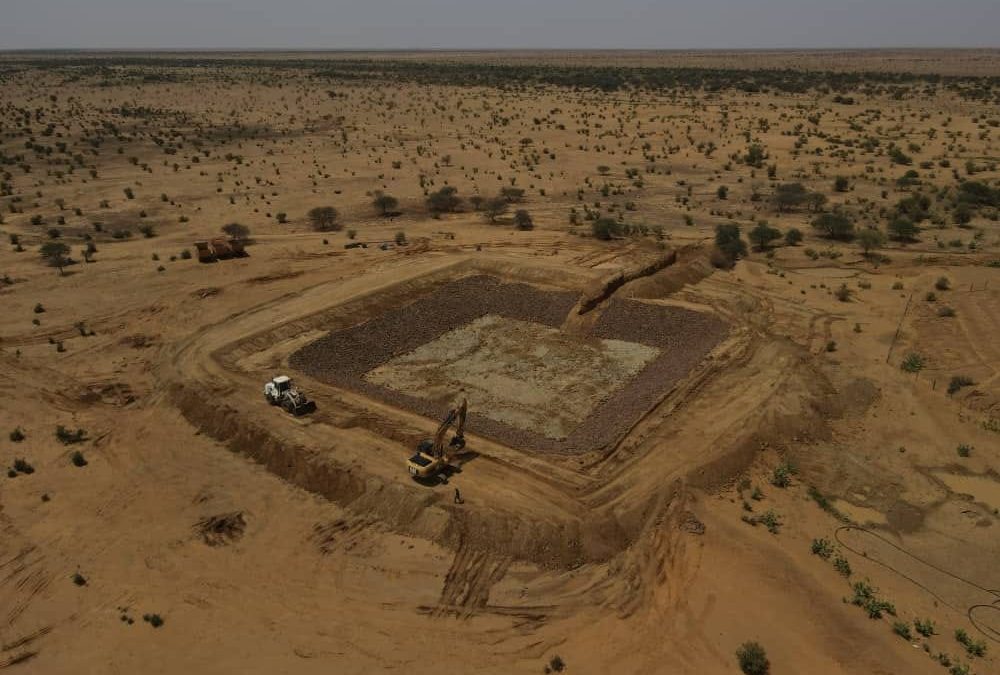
[291,275,727,454]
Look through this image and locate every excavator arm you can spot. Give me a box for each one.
[449,398,468,450]
[431,408,458,459]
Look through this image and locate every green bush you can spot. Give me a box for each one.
[900,353,924,373]
[954,628,987,657]
[851,580,895,619]
[833,556,852,577]
[592,217,623,241]
[715,223,747,261]
[736,642,770,675]
[914,618,935,637]
[811,538,834,559]
[771,462,795,488]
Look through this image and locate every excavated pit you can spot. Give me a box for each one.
[290,275,728,454]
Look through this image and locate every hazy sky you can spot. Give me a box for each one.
[3,0,999,50]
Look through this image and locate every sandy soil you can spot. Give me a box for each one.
[1,51,999,674]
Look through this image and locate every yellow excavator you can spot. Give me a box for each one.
[407,398,467,480]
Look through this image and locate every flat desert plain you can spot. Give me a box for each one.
[1,50,999,674]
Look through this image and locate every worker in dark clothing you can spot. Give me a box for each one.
[454,488,463,504]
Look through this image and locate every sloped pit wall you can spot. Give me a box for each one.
[169,380,643,568]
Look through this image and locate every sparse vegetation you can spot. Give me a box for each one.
[833,556,853,577]
[771,462,795,488]
[811,538,834,559]
[954,628,987,657]
[851,579,896,619]
[914,618,936,638]
[2,50,999,674]
[892,621,913,640]
[56,425,88,444]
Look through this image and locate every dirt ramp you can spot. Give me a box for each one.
[563,249,677,333]
[623,245,716,300]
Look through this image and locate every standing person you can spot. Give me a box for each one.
[454,488,463,504]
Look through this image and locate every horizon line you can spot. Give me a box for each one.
[3,46,1000,54]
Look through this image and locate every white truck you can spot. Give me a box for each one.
[264,375,313,415]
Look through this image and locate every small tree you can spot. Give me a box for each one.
[499,186,525,203]
[394,231,407,245]
[514,210,534,230]
[40,241,71,275]
[744,144,767,168]
[426,186,461,215]
[736,642,770,675]
[592,218,622,241]
[856,227,886,258]
[372,191,399,216]
[834,176,850,192]
[887,217,920,242]
[806,191,829,212]
[222,222,250,242]
[784,227,803,246]
[773,183,810,212]
[749,221,781,250]
[307,206,340,232]
[716,185,729,200]
[715,223,747,262]
[483,197,508,223]
[811,212,855,240]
